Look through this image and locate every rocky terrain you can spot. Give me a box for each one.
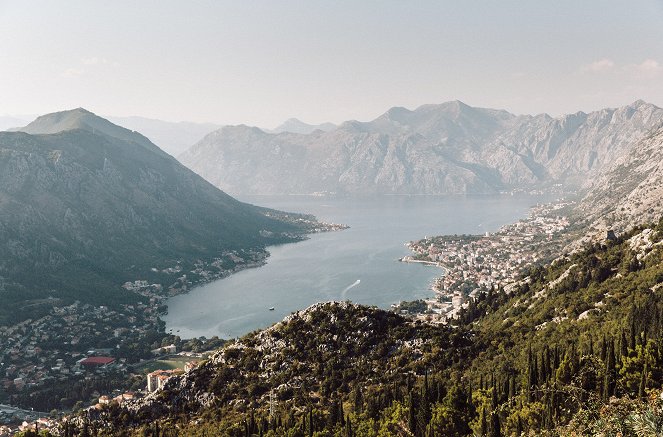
[575,125,663,236]
[180,100,663,196]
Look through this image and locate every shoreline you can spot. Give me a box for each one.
[397,199,573,322]
[155,223,348,337]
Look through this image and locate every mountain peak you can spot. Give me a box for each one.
[15,108,164,154]
[625,99,660,111]
[271,118,336,134]
[18,107,115,135]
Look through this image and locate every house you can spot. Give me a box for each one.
[79,357,115,368]
[146,369,182,392]
[184,361,199,372]
[112,392,135,404]
[150,344,176,356]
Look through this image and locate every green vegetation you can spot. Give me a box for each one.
[23,218,663,436]
[393,299,429,314]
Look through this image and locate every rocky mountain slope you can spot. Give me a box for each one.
[179,100,663,196]
[0,109,315,324]
[575,124,663,235]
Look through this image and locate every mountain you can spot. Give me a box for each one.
[106,115,222,157]
[179,100,663,196]
[13,108,164,154]
[575,123,663,235]
[67,225,663,434]
[0,109,314,324]
[270,117,337,134]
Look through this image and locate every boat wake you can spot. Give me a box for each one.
[340,279,361,300]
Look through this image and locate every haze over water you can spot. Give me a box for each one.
[164,195,545,339]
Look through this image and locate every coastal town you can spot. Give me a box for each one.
[399,200,574,322]
[0,249,264,434]
[0,221,347,434]
[0,293,216,435]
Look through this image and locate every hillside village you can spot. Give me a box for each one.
[401,201,573,321]
[0,293,208,435]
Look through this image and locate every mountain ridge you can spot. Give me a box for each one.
[180,100,663,197]
[270,117,336,134]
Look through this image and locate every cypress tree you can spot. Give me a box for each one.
[630,318,637,351]
[508,375,516,406]
[308,409,313,437]
[553,346,560,375]
[490,379,501,437]
[468,380,473,405]
[529,355,539,401]
[408,391,417,434]
[603,339,616,400]
[526,359,535,402]
[620,330,628,358]
[250,410,256,435]
[352,386,363,413]
[417,384,431,435]
[600,335,607,362]
[639,363,648,400]
[480,407,487,436]
[329,398,339,427]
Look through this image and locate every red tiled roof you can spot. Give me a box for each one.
[80,357,115,366]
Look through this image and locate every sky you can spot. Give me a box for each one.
[1,0,663,128]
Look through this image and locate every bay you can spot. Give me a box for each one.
[163,194,545,339]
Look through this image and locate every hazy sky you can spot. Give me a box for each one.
[1,0,663,127]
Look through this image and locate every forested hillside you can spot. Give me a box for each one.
[43,218,663,436]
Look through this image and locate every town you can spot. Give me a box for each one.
[399,201,574,322]
[0,225,348,435]
[0,248,267,434]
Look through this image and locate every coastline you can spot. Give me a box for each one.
[125,220,349,338]
[397,199,573,322]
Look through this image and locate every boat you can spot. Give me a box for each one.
[269,307,275,311]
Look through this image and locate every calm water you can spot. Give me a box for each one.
[164,195,544,338]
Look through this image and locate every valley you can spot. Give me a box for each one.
[2,101,663,436]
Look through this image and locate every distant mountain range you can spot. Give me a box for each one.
[7,114,338,158]
[0,109,315,324]
[105,116,224,158]
[180,100,663,197]
[269,118,337,134]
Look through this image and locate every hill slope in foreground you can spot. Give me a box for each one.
[0,109,320,325]
[58,220,663,436]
